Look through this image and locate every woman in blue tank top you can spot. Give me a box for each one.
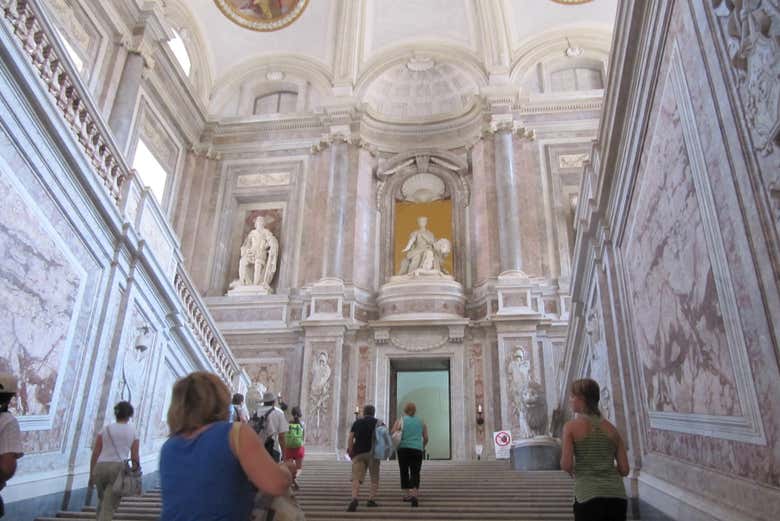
[392,402,428,507]
[160,372,294,521]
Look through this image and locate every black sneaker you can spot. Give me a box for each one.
[347,499,358,512]
[411,497,419,508]
[366,500,379,507]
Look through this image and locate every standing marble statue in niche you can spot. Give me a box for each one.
[228,216,278,295]
[398,216,451,276]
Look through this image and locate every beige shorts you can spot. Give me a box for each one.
[351,452,379,483]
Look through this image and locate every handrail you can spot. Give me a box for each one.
[2,0,127,201]
[175,266,240,385]
[1,0,242,388]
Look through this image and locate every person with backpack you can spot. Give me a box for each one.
[250,392,288,463]
[346,405,385,512]
[284,407,305,490]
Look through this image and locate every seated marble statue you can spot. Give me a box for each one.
[398,216,451,276]
[230,216,278,292]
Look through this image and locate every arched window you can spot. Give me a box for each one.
[168,29,191,76]
[132,139,169,203]
[253,91,298,115]
[548,63,604,92]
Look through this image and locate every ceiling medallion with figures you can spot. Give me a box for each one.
[213,0,309,32]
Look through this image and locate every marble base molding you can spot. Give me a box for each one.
[377,276,465,320]
[226,283,273,297]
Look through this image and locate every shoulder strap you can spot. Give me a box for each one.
[104,425,124,461]
[230,422,241,456]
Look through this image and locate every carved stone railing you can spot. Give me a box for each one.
[175,267,240,386]
[1,0,243,388]
[1,0,126,201]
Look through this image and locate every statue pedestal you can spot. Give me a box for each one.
[226,284,272,297]
[377,274,465,319]
[510,436,561,471]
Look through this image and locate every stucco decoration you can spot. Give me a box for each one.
[213,0,309,32]
[713,0,780,157]
[364,60,479,121]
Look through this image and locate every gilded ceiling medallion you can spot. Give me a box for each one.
[213,0,309,32]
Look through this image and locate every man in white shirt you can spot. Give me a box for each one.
[252,391,288,462]
[0,373,24,517]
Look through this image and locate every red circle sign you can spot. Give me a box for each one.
[494,431,511,446]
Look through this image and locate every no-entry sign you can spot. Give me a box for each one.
[493,430,512,459]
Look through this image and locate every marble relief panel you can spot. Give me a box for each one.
[581,286,614,421]
[0,168,85,418]
[113,305,155,429]
[622,55,740,418]
[301,341,338,449]
[152,361,176,439]
[243,359,285,402]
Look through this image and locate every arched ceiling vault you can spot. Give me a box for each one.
[168,0,617,120]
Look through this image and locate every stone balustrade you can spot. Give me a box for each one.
[1,0,126,202]
[175,267,240,386]
[1,0,242,389]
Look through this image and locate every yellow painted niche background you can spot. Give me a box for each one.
[394,200,453,275]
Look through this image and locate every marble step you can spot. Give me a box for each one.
[36,461,576,521]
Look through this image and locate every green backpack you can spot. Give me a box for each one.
[286,422,304,449]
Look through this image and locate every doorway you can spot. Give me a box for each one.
[390,358,451,459]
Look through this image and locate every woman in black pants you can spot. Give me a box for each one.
[392,402,428,507]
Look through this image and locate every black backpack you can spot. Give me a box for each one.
[250,408,277,458]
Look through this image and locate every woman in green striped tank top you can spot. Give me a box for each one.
[561,378,629,521]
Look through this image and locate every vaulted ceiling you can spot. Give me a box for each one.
[179,0,617,87]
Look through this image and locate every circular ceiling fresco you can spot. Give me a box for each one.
[213,0,309,32]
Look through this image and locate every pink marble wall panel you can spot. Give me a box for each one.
[211,306,285,322]
[613,0,780,489]
[514,140,545,277]
[469,140,500,284]
[299,152,329,285]
[0,172,83,417]
[356,345,370,410]
[622,33,739,418]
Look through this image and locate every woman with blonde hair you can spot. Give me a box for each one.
[392,402,428,507]
[159,372,294,520]
[560,378,629,521]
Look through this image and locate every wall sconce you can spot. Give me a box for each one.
[476,403,484,426]
[134,325,152,352]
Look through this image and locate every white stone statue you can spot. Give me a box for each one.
[228,216,278,295]
[398,216,451,276]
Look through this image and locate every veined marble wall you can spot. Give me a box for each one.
[0,20,245,518]
[564,1,780,520]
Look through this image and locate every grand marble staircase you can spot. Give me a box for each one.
[36,460,575,521]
